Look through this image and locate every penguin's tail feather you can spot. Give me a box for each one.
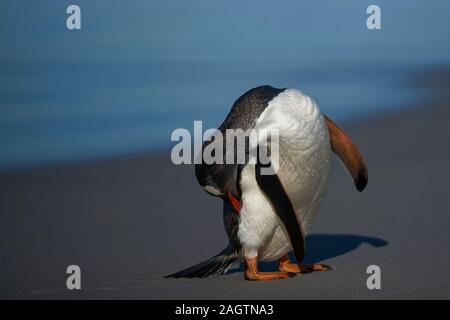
[164,244,240,278]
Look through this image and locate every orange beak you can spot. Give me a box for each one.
[227,192,241,213]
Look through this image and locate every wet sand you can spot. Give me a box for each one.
[1,69,450,299]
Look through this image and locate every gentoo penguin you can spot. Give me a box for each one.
[165,86,368,281]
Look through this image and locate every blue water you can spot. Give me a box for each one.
[1,0,450,171]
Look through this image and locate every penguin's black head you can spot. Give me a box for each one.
[195,162,224,197]
[195,162,242,213]
[195,162,243,199]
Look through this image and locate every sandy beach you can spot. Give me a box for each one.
[1,69,450,299]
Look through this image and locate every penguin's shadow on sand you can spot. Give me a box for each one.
[230,234,388,273]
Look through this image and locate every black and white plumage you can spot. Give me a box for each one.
[165,85,368,279]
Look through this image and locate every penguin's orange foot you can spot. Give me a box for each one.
[278,254,332,273]
[244,270,295,281]
[244,256,295,281]
[279,263,332,273]
[308,263,332,272]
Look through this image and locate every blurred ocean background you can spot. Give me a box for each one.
[0,0,449,171]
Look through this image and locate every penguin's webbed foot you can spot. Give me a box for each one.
[278,254,332,273]
[244,257,295,281]
[245,271,296,281]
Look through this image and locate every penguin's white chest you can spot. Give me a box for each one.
[237,89,331,261]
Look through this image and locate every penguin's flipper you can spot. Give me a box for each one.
[255,145,306,264]
[324,115,368,192]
